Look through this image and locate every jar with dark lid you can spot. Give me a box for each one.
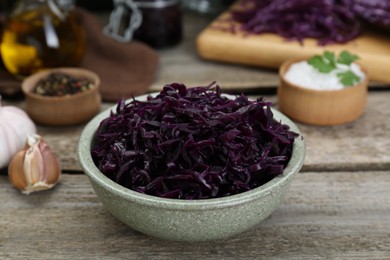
[134,0,182,48]
[104,0,182,49]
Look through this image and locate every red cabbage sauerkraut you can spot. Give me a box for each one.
[92,83,298,199]
[229,0,361,45]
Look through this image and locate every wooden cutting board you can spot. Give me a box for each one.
[197,10,390,84]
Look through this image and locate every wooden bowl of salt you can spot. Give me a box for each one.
[277,58,369,126]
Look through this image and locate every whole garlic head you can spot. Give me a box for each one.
[0,97,36,169]
[8,134,61,194]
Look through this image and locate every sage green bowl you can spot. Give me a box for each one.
[77,93,306,242]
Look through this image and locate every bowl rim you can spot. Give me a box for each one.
[279,57,369,94]
[21,67,100,101]
[77,93,306,210]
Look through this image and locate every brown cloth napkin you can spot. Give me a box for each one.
[78,8,159,101]
[0,8,159,101]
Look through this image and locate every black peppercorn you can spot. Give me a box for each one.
[33,73,93,97]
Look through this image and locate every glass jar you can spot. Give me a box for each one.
[104,0,182,48]
[135,0,182,48]
[0,0,86,78]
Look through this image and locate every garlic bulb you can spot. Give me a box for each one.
[0,96,36,169]
[8,134,61,195]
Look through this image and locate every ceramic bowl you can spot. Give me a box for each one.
[22,68,101,126]
[77,94,306,242]
[278,58,369,126]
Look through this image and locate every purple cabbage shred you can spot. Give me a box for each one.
[229,0,361,45]
[92,83,298,199]
[350,0,390,32]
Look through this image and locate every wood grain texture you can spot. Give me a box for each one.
[0,12,388,100]
[0,11,389,259]
[197,9,390,84]
[149,13,282,92]
[294,91,390,172]
[94,10,389,91]
[4,90,390,173]
[1,171,389,259]
[150,12,389,92]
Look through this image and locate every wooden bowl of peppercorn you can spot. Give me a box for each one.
[22,68,101,126]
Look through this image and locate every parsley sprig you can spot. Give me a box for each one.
[308,51,361,87]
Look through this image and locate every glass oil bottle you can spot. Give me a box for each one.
[0,0,85,78]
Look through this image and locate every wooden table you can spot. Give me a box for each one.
[1,13,390,259]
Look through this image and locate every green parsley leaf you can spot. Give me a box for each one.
[308,54,336,73]
[337,71,361,86]
[337,50,359,65]
[307,50,362,87]
[323,51,337,67]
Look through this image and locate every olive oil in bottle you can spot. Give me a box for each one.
[0,0,85,78]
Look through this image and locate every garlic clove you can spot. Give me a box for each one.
[8,151,28,192]
[8,134,61,195]
[37,138,61,185]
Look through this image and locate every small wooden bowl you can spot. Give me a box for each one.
[22,68,101,126]
[277,58,369,126]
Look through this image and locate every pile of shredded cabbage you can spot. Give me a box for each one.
[229,0,361,45]
[92,83,298,199]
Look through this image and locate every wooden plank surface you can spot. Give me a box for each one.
[93,11,284,92]
[1,10,389,260]
[3,91,389,173]
[197,6,390,84]
[0,12,387,99]
[151,13,389,91]
[150,13,283,92]
[1,171,389,259]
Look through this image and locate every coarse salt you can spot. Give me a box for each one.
[284,61,365,90]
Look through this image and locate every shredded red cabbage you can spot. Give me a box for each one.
[350,0,390,31]
[229,0,361,45]
[92,83,298,199]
